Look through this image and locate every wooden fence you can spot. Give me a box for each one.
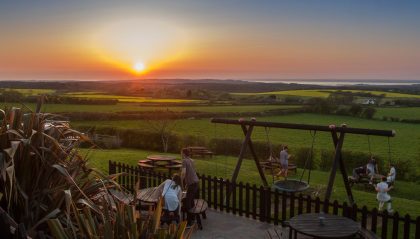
[110,161,420,239]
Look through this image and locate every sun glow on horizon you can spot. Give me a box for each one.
[133,62,145,73]
[91,19,190,77]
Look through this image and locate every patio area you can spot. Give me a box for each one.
[192,208,278,239]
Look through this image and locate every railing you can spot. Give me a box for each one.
[110,161,420,239]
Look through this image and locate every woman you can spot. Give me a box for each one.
[161,174,182,224]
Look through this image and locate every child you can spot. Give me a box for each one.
[277,146,291,179]
[387,163,396,185]
[375,176,393,213]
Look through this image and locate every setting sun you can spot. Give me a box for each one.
[134,62,145,72]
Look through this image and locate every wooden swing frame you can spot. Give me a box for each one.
[210,118,395,207]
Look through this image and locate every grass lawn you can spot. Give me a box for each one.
[2,88,56,95]
[63,93,205,103]
[1,102,301,113]
[72,113,420,169]
[375,107,420,120]
[81,148,420,217]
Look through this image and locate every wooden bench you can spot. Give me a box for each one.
[187,146,214,158]
[183,199,208,230]
[138,163,155,171]
[138,159,151,164]
[165,164,182,174]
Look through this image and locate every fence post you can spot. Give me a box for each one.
[371,208,378,233]
[415,216,420,239]
[351,203,358,221]
[226,180,231,213]
[403,214,410,239]
[381,210,388,239]
[246,183,251,218]
[281,192,287,222]
[108,160,115,174]
[315,197,320,213]
[259,186,266,222]
[213,177,218,210]
[297,194,303,215]
[232,182,237,215]
[361,206,368,229]
[239,182,244,216]
[274,189,279,225]
[306,195,312,213]
[220,178,224,211]
[207,176,212,209]
[290,193,295,218]
[201,174,206,203]
[266,187,272,223]
[252,184,257,220]
[333,200,339,215]
[391,212,399,239]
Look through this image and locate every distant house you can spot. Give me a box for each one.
[362,99,376,105]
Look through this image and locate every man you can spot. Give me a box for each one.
[277,146,290,179]
[181,148,199,226]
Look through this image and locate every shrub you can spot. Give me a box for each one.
[292,147,317,169]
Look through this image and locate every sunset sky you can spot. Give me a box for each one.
[0,0,419,81]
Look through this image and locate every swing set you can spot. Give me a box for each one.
[210,118,395,206]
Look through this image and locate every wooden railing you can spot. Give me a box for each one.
[110,161,420,239]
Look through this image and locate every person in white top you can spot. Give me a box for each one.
[160,174,182,224]
[375,176,393,213]
[276,146,291,179]
[366,157,379,184]
[387,163,396,185]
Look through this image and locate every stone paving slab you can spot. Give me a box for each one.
[191,209,278,239]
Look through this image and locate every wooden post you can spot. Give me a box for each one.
[231,125,254,184]
[241,125,268,186]
[324,131,345,211]
[331,131,355,205]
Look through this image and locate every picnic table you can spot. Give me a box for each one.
[187,146,214,158]
[288,213,360,239]
[138,155,182,174]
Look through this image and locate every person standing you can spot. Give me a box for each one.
[375,176,393,213]
[277,146,290,179]
[181,148,199,226]
[366,156,379,184]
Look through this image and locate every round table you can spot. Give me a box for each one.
[146,155,177,162]
[289,213,360,239]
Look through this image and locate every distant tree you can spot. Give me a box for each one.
[144,109,177,152]
[186,89,192,98]
[348,104,363,116]
[361,107,376,119]
[269,94,276,100]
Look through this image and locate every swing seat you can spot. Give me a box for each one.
[272,179,309,193]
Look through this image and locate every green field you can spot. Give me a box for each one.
[2,88,55,95]
[72,113,420,166]
[233,89,420,99]
[376,107,420,120]
[63,92,205,103]
[82,148,420,217]
[1,102,301,113]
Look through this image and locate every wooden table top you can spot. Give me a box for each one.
[146,155,177,161]
[137,187,161,203]
[289,213,360,239]
[137,187,186,204]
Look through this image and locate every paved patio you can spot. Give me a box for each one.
[191,209,279,239]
